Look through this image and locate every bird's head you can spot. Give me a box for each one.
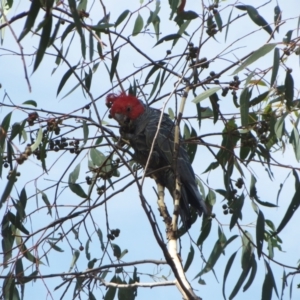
[106,92,145,125]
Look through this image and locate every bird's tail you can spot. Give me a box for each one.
[180,182,207,229]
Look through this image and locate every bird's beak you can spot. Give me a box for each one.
[113,113,127,125]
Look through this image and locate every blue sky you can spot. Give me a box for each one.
[1,0,300,299]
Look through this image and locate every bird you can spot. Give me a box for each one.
[106,92,207,229]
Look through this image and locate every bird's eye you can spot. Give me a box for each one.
[126,106,131,112]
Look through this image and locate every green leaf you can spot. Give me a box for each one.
[261,260,279,299]
[7,211,29,235]
[232,43,277,75]
[230,194,244,230]
[195,228,236,278]
[38,189,52,216]
[148,71,161,99]
[68,0,86,58]
[274,5,281,33]
[30,128,43,152]
[243,255,257,291]
[249,91,269,107]
[270,48,280,87]
[0,169,17,210]
[276,172,300,234]
[89,31,94,61]
[69,163,81,184]
[77,0,87,11]
[132,13,144,36]
[90,148,106,166]
[225,8,233,42]
[82,121,89,145]
[183,245,194,272]
[69,183,88,198]
[209,92,219,124]
[144,61,165,84]
[48,241,64,252]
[61,23,75,42]
[274,113,287,140]
[110,51,120,82]
[104,276,117,300]
[192,87,221,104]
[178,10,198,20]
[96,228,105,251]
[15,230,43,264]
[89,291,97,300]
[22,100,37,107]
[15,258,24,278]
[57,64,79,96]
[229,257,252,300]
[223,251,237,300]
[283,30,293,44]
[18,0,41,41]
[115,10,130,27]
[69,250,80,272]
[254,198,277,208]
[280,270,287,300]
[256,210,265,259]
[85,239,91,260]
[33,16,52,72]
[214,11,222,32]
[235,5,273,36]
[241,231,254,270]
[154,33,182,46]
[197,217,212,245]
[48,18,61,46]
[111,243,121,259]
[240,87,251,126]
[284,71,294,108]
[290,127,300,161]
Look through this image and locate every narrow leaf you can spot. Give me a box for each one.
[262,260,279,299]
[82,121,89,145]
[240,88,250,126]
[30,128,43,152]
[232,44,277,75]
[38,189,52,216]
[68,0,86,58]
[69,250,80,272]
[0,169,17,209]
[276,174,300,234]
[270,48,280,87]
[154,33,182,46]
[183,245,194,272]
[115,10,130,27]
[110,51,120,82]
[222,251,237,300]
[18,0,41,41]
[243,255,257,291]
[236,5,273,36]
[132,14,143,36]
[192,87,221,104]
[33,16,52,72]
[256,210,265,259]
[284,71,294,108]
[22,100,37,107]
[57,64,78,96]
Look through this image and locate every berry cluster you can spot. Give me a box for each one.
[107,228,120,240]
[16,146,32,165]
[47,118,61,135]
[27,112,39,126]
[206,15,217,36]
[241,131,257,148]
[253,121,270,145]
